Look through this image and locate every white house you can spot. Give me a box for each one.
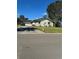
[32,22,36,26]
[35,22,40,26]
[25,22,32,27]
[32,22,40,26]
[40,20,53,27]
[25,19,53,27]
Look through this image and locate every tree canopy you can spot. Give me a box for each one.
[17,15,28,25]
[47,0,62,26]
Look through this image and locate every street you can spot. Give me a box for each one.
[17,33,62,59]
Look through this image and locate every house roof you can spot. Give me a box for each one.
[32,18,52,22]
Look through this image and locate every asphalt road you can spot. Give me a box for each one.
[17,34,62,59]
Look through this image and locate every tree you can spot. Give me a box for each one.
[17,18,21,25]
[47,0,62,27]
[19,15,26,22]
[17,15,28,26]
[43,15,48,19]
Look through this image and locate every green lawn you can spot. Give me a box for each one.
[34,26,62,33]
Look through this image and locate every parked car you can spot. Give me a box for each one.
[17,26,36,31]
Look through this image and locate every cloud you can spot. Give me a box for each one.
[43,12,47,15]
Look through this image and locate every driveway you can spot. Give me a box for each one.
[17,29,45,34]
[17,26,45,34]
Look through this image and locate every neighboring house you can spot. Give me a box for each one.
[32,22,40,26]
[24,19,53,27]
[32,19,53,27]
[40,20,53,27]
[25,22,32,27]
[32,22,36,26]
[35,22,40,26]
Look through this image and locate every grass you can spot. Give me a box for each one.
[33,26,62,33]
[17,25,21,27]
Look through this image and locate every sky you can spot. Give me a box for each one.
[17,0,55,20]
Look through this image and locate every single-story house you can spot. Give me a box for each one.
[32,19,53,27]
[24,19,53,27]
[24,22,32,27]
[32,22,40,26]
[40,20,53,27]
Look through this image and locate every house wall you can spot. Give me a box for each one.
[31,20,53,27]
[50,22,53,27]
[25,23,32,26]
[32,23,36,26]
[40,20,53,27]
[35,22,40,26]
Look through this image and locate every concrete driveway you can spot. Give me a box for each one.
[17,30,45,34]
[17,34,62,59]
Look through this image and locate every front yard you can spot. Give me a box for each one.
[34,26,62,33]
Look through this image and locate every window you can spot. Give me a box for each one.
[48,22,50,24]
